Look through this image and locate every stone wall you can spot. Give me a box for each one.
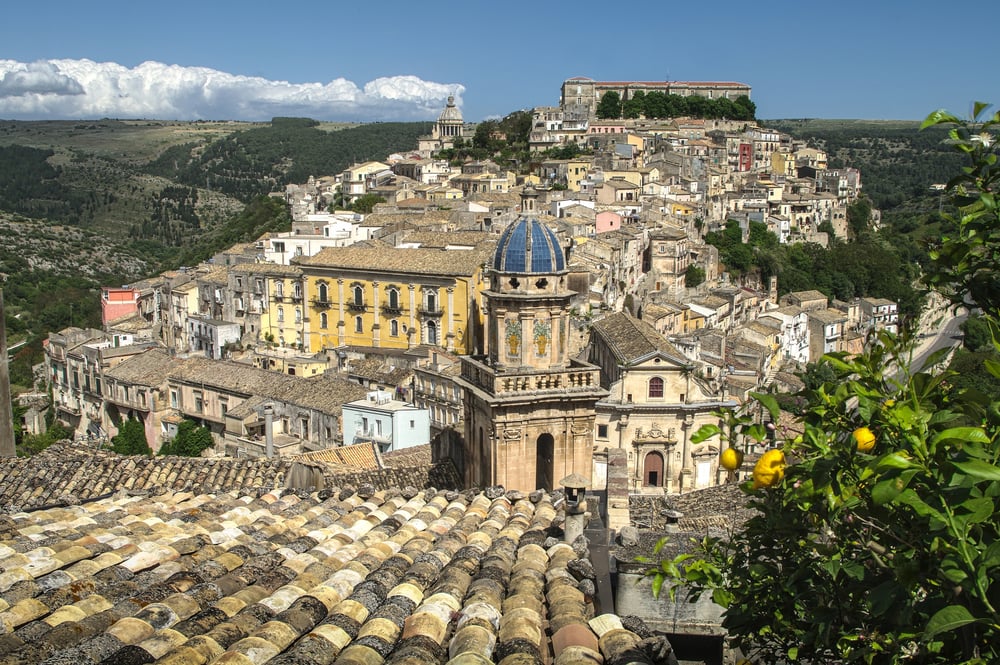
[606,447,630,531]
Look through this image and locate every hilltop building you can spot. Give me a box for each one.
[560,77,752,117]
[417,95,474,156]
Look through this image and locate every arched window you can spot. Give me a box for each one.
[353,285,364,307]
[355,316,363,333]
[295,308,302,323]
[390,319,399,336]
[277,307,284,323]
[294,282,302,299]
[426,320,438,345]
[425,291,437,312]
[275,282,284,297]
[387,287,400,310]
[318,282,328,302]
[648,376,664,399]
[320,312,328,329]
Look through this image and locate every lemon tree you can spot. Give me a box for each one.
[653,106,1000,665]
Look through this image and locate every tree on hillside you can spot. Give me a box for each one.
[596,91,623,119]
[684,264,705,288]
[111,418,151,456]
[159,420,214,457]
[847,195,874,238]
[623,91,645,119]
[350,194,386,215]
[473,120,501,152]
[651,103,1000,665]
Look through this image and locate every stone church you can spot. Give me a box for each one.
[456,215,608,492]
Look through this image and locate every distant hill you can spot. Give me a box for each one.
[763,119,963,211]
[0,117,431,360]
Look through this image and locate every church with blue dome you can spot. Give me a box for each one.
[455,191,608,492]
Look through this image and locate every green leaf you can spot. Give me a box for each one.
[983,541,1000,569]
[951,459,1000,481]
[652,536,669,555]
[872,470,919,505]
[932,427,990,446]
[751,392,781,424]
[921,109,962,130]
[896,489,944,521]
[690,424,720,445]
[877,452,919,470]
[957,496,995,525]
[651,573,664,599]
[984,357,1000,379]
[924,605,977,638]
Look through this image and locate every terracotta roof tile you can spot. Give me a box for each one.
[0,481,647,664]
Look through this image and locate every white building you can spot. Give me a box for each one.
[187,315,242,360]
[341,390,430,453]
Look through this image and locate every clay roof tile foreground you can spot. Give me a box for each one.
[0,447,660,665]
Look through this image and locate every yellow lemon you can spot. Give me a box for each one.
[752,449,786,489]
[720,447,744,471]
[853,426,876,452]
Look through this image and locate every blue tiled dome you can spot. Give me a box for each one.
[493,218,565,273]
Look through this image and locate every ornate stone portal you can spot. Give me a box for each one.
[457,214,607,492]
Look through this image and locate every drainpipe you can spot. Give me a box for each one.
[264,403,274,459]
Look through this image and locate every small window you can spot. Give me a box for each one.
[648,377,664,399]
[597,424,608,439]
[355,316,363,333]
[320,312,328,329]
[390,319,399,336]
[277,307,284,323]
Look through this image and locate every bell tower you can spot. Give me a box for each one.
[457,215,607,492]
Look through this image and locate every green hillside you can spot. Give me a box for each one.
[0,117,431,372]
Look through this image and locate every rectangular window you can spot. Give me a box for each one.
[597,424,609,439]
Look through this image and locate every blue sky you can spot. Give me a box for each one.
[0,0,995,123]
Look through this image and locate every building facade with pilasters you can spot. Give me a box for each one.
[294,244,495,356]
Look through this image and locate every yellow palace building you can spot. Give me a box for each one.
[290,242,496,355]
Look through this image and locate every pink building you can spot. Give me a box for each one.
[101,287,138,326]
[595,211,623,233]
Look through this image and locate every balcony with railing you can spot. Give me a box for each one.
[347,301,366,312]
[312,298,332,309]
[460,357,602,397]
[418,305,443,317]
[381,303,403,317]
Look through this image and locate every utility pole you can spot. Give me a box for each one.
[0,285,16,457]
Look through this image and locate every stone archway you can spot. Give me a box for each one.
[536,433,554,491]
[643,450,665,487]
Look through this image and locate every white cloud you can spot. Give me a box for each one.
[0,59,464,121]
